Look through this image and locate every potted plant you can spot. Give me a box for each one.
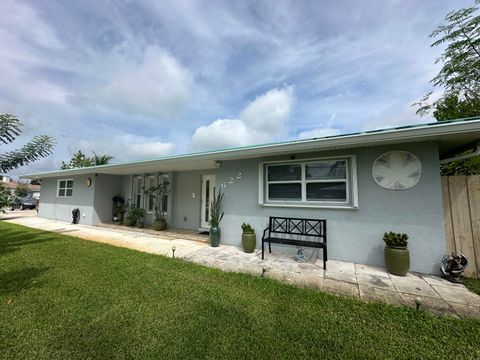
[143,181,170,231]
[209,190,224,247]
[383,232,410,276]
[124,204,138,227]
[112,196,125,223]
[115,203,127,224]
[241,223,256,253]
[131,207,146,228]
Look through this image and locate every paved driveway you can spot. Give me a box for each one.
[1,212,479,318]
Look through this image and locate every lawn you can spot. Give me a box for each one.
[1,222,479,359]
[464,277,480,296]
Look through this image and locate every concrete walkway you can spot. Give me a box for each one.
[2,211,480,319]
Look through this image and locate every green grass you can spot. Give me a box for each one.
[464,277,480,296]
[0,222,479,359]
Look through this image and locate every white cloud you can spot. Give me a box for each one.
[191,119,269,151]
[191,86,295,150]
[240,86,295,132]
[91,46,193,118]
[298,127,342,139]
[72,131,175,162]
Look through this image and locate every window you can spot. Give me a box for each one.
[57,179,73,197]
[145,175,156,213]
[160,174,168,215]
[261,156,357,208]
[133,176,143,208]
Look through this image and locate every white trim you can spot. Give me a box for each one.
[258,162,264,205]
[56,178,73,198]
[201,174,216,229]
[259,155,358,208]
[261,203,358,210]
[351,155,359,208]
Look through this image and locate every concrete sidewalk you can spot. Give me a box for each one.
[2,211,480,318]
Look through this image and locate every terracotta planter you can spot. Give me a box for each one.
[209,226,221,247]
[384,245,410,276]
[153,219,167,231]
[242,232,256,253]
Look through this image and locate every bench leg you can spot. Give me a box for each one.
[262,239,265,260]
[323,248,327,270]
[268,240,272,254]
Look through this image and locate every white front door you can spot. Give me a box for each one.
[200,174,216,229]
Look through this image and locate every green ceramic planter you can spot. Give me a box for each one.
[384,245,410,276]
[153,219,167,231]
[209,226,221,247]
[242,233,256,253]
[124,217,136,227]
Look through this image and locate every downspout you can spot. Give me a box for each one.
[439,141,480,164]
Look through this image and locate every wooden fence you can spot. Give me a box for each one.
[442,175,480,278]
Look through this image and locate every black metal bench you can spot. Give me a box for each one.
[262,216,327,270]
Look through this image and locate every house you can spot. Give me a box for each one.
[1,176,41,199]
[22,117,480,274]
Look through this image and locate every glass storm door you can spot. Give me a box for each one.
[201,174,216,229]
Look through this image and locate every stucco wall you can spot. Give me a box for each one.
[210,142,445,274]
[38,174,96,224]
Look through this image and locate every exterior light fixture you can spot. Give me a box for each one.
[172,246,176,259]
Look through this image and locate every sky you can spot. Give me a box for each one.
[0,0,473,176]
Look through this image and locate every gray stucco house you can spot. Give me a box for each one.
[23,118,480,274]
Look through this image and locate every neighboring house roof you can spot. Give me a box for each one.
[0,180,40,192]
[22,116,480,179]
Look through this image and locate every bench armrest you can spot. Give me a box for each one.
[262,227,270,240]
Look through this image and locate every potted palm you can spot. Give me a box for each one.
[241,223,256,253]
[383,232,410,276]
[144,181,170,231]
[209,190,224,247]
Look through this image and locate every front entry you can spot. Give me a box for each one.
[200,174,216,229]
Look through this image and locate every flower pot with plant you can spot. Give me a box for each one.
[383,232,410,276]
[241,223,256,253]
[144,180,170,231]
[112,196,125,223]
[124,205,140,227]
[209,190,224,247]
[131,207,146,228]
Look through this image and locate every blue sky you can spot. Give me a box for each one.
[0,0,472,175]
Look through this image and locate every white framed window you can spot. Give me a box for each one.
[133,176,143,208]
[259,156,358,209]
[160,174,168,216]
[145,175,156,213]
[57,179,73,197]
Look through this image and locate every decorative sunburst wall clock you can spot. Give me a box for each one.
[372,151,422,190]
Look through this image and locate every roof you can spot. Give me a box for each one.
[22,116,480,179]
[1,180,41,191]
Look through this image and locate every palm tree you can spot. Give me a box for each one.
[92,151,113,166]
[0,114,55,173]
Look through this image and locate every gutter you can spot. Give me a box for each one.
[439,141,480,164]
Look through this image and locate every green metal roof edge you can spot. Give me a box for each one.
[22,115,480,177]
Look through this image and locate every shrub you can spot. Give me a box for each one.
[383,232,408,248]
[241,223,255,233]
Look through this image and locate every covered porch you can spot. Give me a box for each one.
[91,156,221,232]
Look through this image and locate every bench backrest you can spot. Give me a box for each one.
[268,216,326,241]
